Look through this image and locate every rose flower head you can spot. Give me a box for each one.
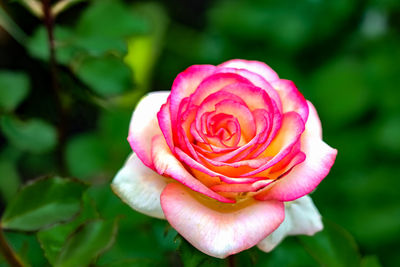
[112,59,337,258]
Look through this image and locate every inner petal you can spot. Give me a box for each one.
[214,99,256,141]
[207,113,241,147]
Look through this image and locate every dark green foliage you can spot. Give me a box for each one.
[0,71,29,112]
[1,177,87,231]
[37,194,99,265]
[54,218,118,267]
[0,116,57,154]
[298,219,361,267]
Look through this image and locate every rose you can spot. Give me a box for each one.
[112,59,337,258]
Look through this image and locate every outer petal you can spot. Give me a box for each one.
[128,91,170,168]
[111,153,167,219]
[271,79,309,123]
[257,195,323,252]
[218,59,279,82]
[161,183,285,258]
[256,101,337,201]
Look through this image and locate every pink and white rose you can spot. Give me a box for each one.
[112,59,337,258]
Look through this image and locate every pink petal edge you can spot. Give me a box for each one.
[256,101,337,201]
[161,182,285,258]
[218,59,279,83]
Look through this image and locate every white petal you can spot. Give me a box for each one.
[128,91,170,168]
[111,153,167,219]
[257,195,323,252]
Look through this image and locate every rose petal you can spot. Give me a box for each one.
[170,65,216,137]
[256,101,337,201]
[157,97,175,152]
[240,111,305,177]
[111,153,167,219]
[189,72,252,107]
[151,134,235,203]
[210,109,273,162]
[161,182,285,258]
[175,147,263,184]
[271,79,309,122]
[128,91,170,169]
[198,153,267,178]
[214,99,256,141]
[193,90,248,145]
[218,59,279,83]
[177,105,201,160]
[216,67,283,113]
[219,82,274,112]
[211,179,274,193]
[257,195,323,252]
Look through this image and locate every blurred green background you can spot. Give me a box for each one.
[0,0,399,266]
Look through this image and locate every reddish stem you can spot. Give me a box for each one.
[42,0,67,174]
[0,228,25,267]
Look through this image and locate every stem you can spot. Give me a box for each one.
[42,0,67,174]
[0,228,25,267]
[0,7,28,45]
[227,255,236,267]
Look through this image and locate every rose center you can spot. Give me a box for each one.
[206,113,240,147]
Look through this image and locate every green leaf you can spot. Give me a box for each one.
[0,115,57,154]
[26,26,79,64]
[4,230,48,266]
[37,194,98,265]
[73,35,127,57]
[0,71,29,112]
[99,259,157,267]
[152,221,180,251]
[361,255,382,267]
[54,218,118,267]
[76,0,148,38]
[123,3,168,90]
[1,177,87,231]
[66,132,108,179]
[0,160,21,203]
[0,145,22,163]
[87,184,161,264]
[75,56,133,97]
[298,219,361,267]
[255,237,318,267]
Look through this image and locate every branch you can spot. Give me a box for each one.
[42,0,67,174]
[0,228,25,267]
